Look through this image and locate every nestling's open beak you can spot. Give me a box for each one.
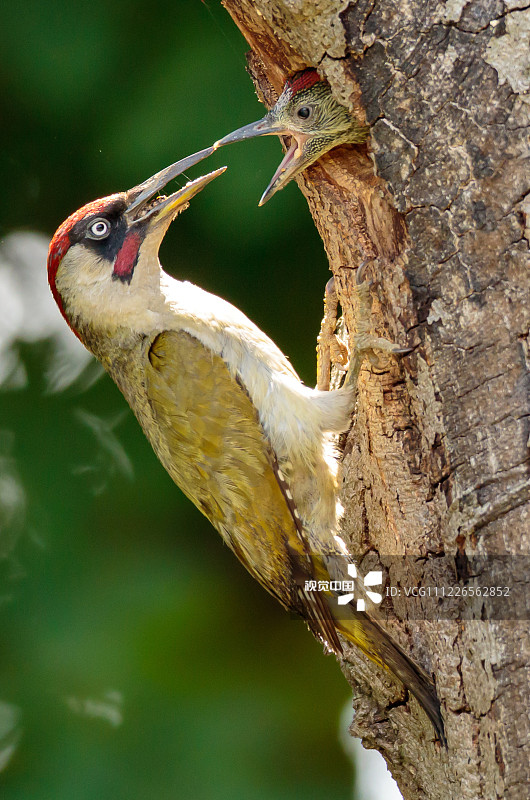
[214,118,310,206]
[125,146,226,224]
[257,134,310,206]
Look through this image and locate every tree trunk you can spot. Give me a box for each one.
[222,1,530,798]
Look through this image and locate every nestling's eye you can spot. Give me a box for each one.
[297,106,312,120]
[87,218,111,240]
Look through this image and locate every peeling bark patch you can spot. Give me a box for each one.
[485,9,530,94]
[439,0,472,24]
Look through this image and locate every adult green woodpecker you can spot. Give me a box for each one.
[214,68,369,204]
[47,147,445,745]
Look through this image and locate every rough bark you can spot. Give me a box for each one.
[222,1,530,798]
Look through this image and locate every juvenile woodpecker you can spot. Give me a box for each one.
[47,147,445,745]
[215,68,369,204]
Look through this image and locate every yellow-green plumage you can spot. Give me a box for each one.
[146,330,342,651]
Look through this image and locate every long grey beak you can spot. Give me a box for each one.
[214,116,287,147]
[126,146,217,220]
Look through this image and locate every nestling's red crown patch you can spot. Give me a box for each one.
[284,68,322,95]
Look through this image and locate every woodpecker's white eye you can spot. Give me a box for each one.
[297,105,312,120]
[87,218,111,240]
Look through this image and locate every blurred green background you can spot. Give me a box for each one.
[0,1,356,799]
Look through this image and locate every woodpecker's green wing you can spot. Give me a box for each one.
[144,329,341,652]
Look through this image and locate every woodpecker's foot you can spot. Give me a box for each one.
[344,262,412,389]
[316,277,349,391]
[356,259,371,287]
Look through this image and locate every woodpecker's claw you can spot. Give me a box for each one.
[353,334,412,361]
[317,276,349,391]
[325,277,337,297]
[356,259,373,286]
[343,273,412,389]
